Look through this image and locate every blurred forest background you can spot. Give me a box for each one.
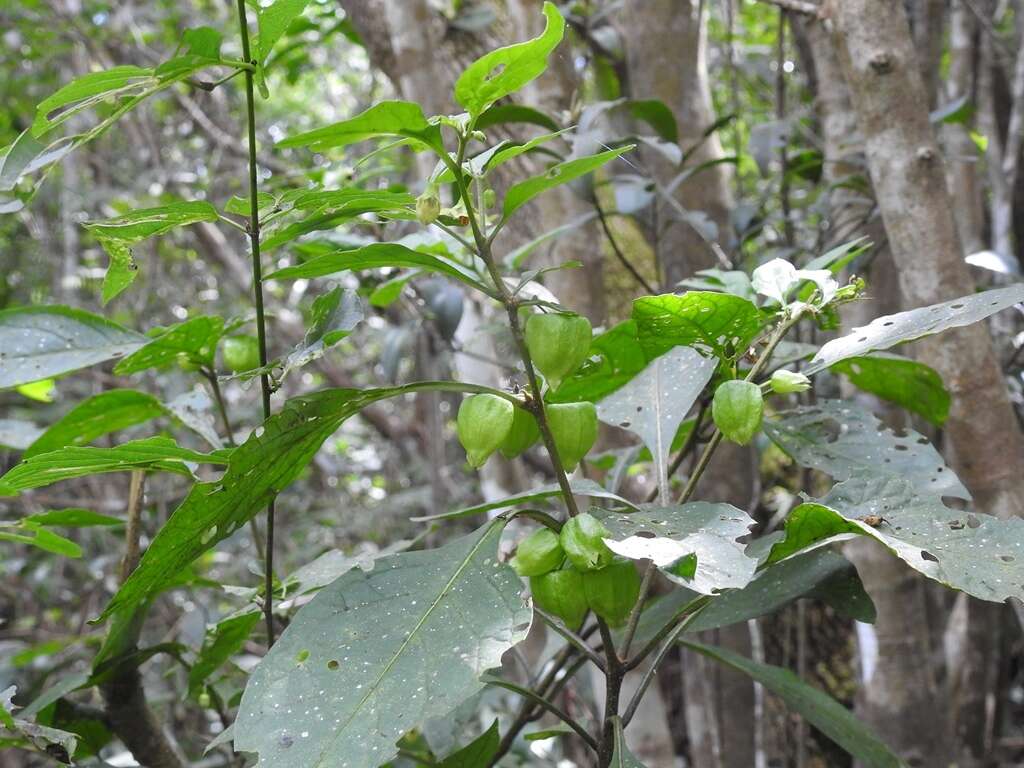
[3,0,1024,766]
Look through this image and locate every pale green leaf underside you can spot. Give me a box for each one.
[0,306,145,389]
[235,521,531,768]
[807,284,1024,374]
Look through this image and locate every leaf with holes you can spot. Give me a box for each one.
[503,146,631,218]
[683,642,903,768]
[234,520,530,768]
[806,284,1024,374]
[282,287,363,379]
[114,316,224,375]
[25,389,165,458]
[454,2,565,116]
[597,347,716,502]
[763,400,968,500]
[31,65,154,137]
[0,306,145,389]
[592,503,757,594]
[631,291,764,360]
[829,353,949,425]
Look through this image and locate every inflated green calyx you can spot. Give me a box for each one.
[457,393,514,467]
[530,567,588,630]
[525,312,592,391]
[510,528,564,577]
[499,405,540,458]
[559,512,614,571]
[712,379,764,445]
[546,401,598,471]
[582,558,642,627]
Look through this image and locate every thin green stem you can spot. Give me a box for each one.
[535,609,606,671]
[487,677,599,752]
[234,0,276,647]
[443,135,581,518]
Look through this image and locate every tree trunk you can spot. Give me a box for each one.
[827,2,1024,765]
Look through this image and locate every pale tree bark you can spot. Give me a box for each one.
[827,2,1024,765]
[619,4,754,768]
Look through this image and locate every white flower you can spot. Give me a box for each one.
[751,258,839,307]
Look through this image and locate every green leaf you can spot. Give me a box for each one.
[278,100,445,155]
[261,190,415,251]
[592,503,758,593]
[610,716,647,768]
[265,242,493,296]
[437,721,500,767]
[0,306,145,389]
[281,287,363,378]
[188,612,261,698]
[454,2,565,117]
[829,354,949,425]
[24,509,122,527]
[96,383,507,622]
[0,522,82,558]
[0,437,224,496]
[763,400,969,500]
[98,240,137,305]
[631,291,763,360]
[254,0,310,96]
[627,99,679,144]
[1,717,79,761]
[31,65,154,137]
[627,549,874,651]
[683,642,904,768]
[806,284,1024,374]
[234,521,531,768]
[411,477,638,523]
[503,146,631,218]
[114,316,224,375]
[15,379,55,402]
[154,27,224,80]
[596,346,716,502]
[25,389,166,458]
[476,104,559,132]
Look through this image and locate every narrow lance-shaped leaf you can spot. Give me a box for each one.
[454,1,565,117]
[265,242,495,297]
[683,641,903,768]
[253,0,310,97]
[234,520,531,768]
[282,287,363,378]
[437,721,501,768]
[31,65,154,137]
[277,100,446,155]
[806,283,1024,374]
[597,346,716,502]
[0,306,145,389]
[114,315,224,375]
[503,146,632,218]
[610,716,647,768]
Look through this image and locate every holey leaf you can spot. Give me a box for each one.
[597,346,716,503]
[282,287,363,378]
[235,521,531,768]
[0,306,145,389]
[806,283,1024,374]
[592,503,758,594]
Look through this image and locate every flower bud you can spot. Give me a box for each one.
[415,184,442,225]
[510,528,564,577]
[457,393,514,467]
[560,512,614,572]
[712,380,764,446]
[770,369,811,394]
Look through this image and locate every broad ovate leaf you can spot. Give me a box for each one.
[0,306,145,389]
[592,502,757,594]
[806,283,1024,374]
[235,521,530,768]
[454,2,565,116]
[631,291,763,360]
[597,346,716,502]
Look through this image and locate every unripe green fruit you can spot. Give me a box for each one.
[583,559,642,627]
[560,512,614,572]
[222,335,261,373]
[530,567,588,630]
[525,313,592,392]
[546,401,598,471]
[482,188,497,209]
[499,406,540,458]
[457,393,514,468]
[510,528,564,577]
[712,380,764,445]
